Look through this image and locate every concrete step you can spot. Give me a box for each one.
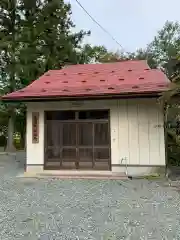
[38,175,128,180]
[19,171,128,180]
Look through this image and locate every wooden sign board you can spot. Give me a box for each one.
[71,101,84,107]
[32,112,39,143]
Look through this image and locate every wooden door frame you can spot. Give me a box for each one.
[43,109,111,170]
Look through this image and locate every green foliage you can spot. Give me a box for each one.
[0,0,91,91]
[0,0,91,150]
[148,21,180,77]
[167,129,180,166]
[16,0,90,88]
[127,48,158,69]
[79,45,108,63]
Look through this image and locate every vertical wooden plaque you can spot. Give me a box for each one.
[32,112,39,143]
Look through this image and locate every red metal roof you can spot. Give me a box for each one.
[2,60,170,101]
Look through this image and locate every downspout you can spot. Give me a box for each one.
[121,157,132,179]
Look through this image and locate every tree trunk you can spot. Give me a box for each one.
[5,0,16,153]
[20,130,26,150]
[6,110,15,152]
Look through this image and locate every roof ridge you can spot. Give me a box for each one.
[47,60,148,71]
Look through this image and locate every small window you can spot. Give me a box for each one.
[46,111,75,120]
[78,110,109,120]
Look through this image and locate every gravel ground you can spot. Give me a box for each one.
[0,153,180,239]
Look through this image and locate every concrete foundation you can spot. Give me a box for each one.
[112,166,166,177]
[26,164,166,178]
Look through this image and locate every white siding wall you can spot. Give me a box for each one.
[26,98,165,170]
[26,107,44,166]
[116,98,165,166]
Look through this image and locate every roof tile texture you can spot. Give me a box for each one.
[3,60,170,100]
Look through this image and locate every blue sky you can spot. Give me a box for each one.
[66,0,180,52]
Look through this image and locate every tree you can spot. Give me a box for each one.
[127,48,158,69]
[78,44,122,63]
[39,0,89,70]
[160,54,180,167]
[79,44,158,67]
[148,21,180,77]
[0,0,91,150]
[17,0,90,87]
[0,0,21,151]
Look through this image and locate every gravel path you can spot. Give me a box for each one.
[0,153,180,239]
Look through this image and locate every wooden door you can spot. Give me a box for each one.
[44,110,111,170]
